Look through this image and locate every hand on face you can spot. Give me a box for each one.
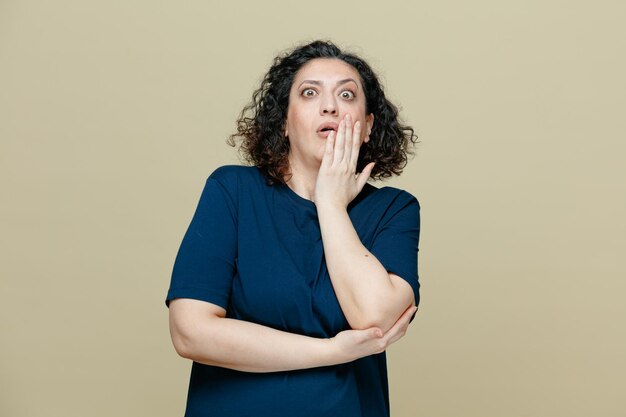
[313,113,375,209]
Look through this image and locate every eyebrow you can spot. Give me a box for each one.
[297,78,359,90]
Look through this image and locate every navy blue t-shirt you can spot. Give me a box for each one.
[166,165,421,417]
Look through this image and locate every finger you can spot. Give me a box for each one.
[399,306,418,329]
[406,305,419,321]
[333,118,345,165]
[383,306,417,345]
[383,305,417,338]
[355,327,383,344]
[368,327,383,339]
[321,130,335,169]
[343,114,353,166]
[386,324,409,345]
[355,162,375,192]
[349,120,362,169]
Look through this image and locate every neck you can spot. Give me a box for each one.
[285,155,320,202]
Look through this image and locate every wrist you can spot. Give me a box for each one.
[314,200,347,213]
[316,337,349,367]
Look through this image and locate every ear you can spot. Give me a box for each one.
[364,114,374,142]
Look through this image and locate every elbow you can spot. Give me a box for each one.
[360,311,398,334]
[348,309,395,334]
[170,326,195,359]
[169,313,202,360]
[351,300,416,333]
[345,272,417,332]
[168,298,226,362]
[364,275,417,332]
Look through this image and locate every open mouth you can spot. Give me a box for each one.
[317,122,339,136]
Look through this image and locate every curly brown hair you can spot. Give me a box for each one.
[227,40,418,185]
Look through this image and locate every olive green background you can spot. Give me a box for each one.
[1,1,625,416]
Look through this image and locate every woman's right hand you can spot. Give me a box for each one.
[329,305,418,363]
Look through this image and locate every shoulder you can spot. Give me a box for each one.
[206,165,265,191]
[350,183,420,227]
[207,164,261,183]
[362,183,420,211]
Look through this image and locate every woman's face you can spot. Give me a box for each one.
[285,58,374,170]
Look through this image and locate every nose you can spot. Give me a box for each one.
[320,96,337,115]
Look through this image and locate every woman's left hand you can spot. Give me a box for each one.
[313,114,375,208]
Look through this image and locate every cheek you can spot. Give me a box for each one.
[287,104,310,131]
[349,113,369,140]
[287,117,303,138]
[286,112,299,136]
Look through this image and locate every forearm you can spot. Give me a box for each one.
[176,315,344,373]
[317,204,412,331]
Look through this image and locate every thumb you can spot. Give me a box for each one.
[367,327,383,339]
[356,162,375,191]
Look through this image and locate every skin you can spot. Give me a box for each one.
[285,58,416,332]
[169,298,416,372]
[284,58,374,202]
[168,58,417,372]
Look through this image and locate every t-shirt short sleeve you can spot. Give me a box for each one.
[369,193,421,307]
[165,174,238,309]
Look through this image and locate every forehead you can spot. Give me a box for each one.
[292,58,362,87]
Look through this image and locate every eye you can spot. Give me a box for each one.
[301,88,317,97]
[340,90,355,100]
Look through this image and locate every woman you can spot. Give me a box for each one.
[166,40,421,417]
